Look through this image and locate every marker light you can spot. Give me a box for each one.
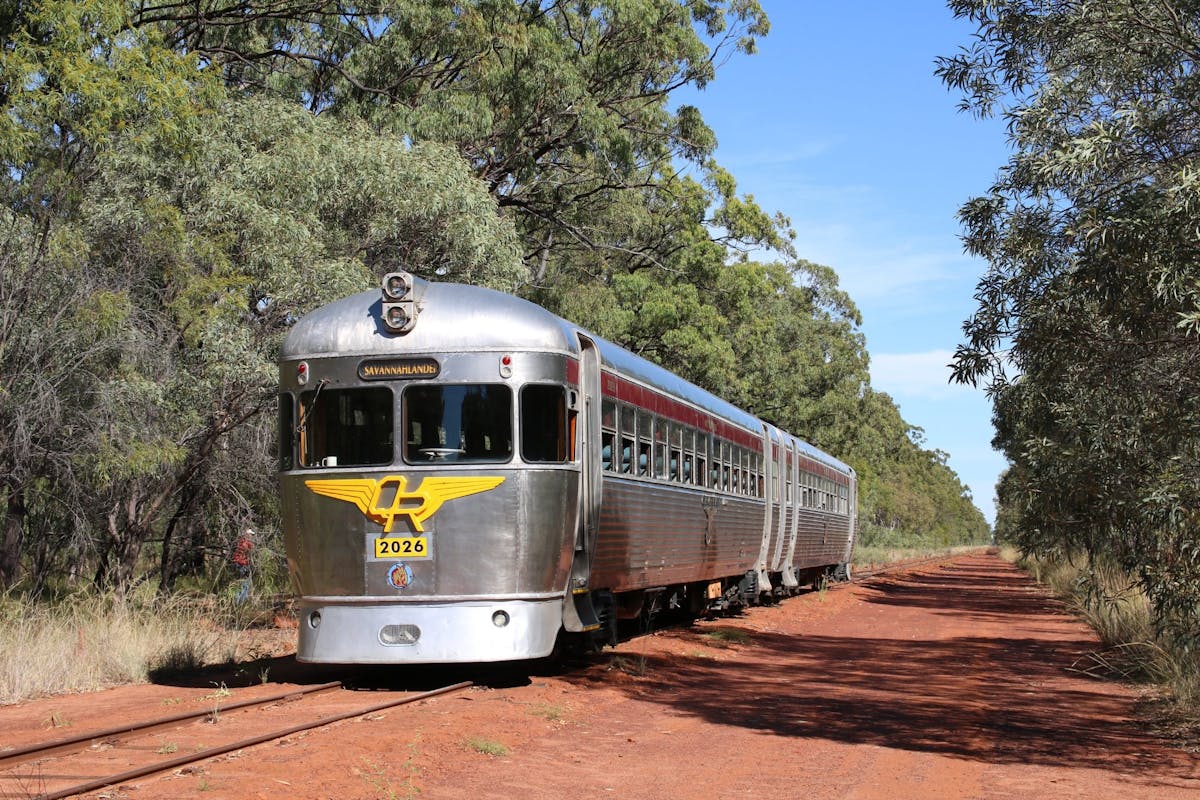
[499,353,513,378]
[297,361,309,386]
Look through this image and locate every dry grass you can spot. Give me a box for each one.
[852,543,984,570]
[1002,548,1200,738]
[0,588,263,705]
[701,627,752,647]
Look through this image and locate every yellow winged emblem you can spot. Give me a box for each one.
[305,475,505,532]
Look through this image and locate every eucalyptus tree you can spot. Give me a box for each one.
[0,0,213,590]
[73,98,524,589]
[0,0,526,589]
[938,0,1200,635]
[132,0,777,274]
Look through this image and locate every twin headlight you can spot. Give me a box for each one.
[381,270,417,334]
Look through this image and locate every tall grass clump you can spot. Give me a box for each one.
[1005,549,1200,709]
[0,588,244,705]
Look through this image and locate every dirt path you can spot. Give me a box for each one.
[2,554,1197,799]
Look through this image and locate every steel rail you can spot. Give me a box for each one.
[851,553,968,582]
[29,681,473,800]
[1,681,344,770]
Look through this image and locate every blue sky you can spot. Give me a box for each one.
[680,3,1011,523]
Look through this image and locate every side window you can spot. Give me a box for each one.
[637,414,652,476]
[278,394,294,471]
[620,405,636,474]
[721,441,731,492]
[521,384,567,463]
[710,439,719,490]
[682,428,694,484]
[653,417,666,478]
[299,386,394,467]
[669,423,681,481]
[601,400,616,471]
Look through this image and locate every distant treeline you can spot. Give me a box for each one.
[0,1,988,596]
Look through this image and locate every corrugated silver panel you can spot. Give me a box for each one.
[792,509,854,569]
[591,479,764,591]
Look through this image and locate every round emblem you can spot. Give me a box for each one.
[386,562,414,590]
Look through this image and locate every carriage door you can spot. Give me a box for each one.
[577,335,603,554]
[562,334,603,632]
[777,438,800,587]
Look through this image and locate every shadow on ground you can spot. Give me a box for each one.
[563,556,1195,777]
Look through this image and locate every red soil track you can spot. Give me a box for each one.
[2,554,1197,799]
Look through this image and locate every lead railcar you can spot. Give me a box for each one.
[277,271,857,663]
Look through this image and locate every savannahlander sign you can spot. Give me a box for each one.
[357,358,441,380]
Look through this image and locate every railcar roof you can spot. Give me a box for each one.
[281,279,853,477]
[280,280,578,360]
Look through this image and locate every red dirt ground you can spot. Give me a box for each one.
[2,554,1198,799]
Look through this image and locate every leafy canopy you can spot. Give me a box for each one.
[939,0,1200,639]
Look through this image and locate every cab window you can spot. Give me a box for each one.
[298,387,393,467]
[521,384,568,463]
[404,384,512,463]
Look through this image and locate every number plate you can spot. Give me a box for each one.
[373,536,431,560]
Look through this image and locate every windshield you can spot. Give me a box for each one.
[404,384,512,463]
[298,386,393,467]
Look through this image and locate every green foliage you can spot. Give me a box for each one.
[136,0,774,272]
[0,8,523,590]
[0,0,989,603]
[465,736,510,757]
[939,0,1200,642]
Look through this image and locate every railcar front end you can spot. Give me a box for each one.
[278,271,860,663]
[277,277,581,663]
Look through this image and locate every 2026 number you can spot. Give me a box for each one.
[373,536,429,559]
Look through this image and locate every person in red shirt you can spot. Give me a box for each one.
[232,529,254,602]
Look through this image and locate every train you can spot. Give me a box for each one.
[277,270,857,664]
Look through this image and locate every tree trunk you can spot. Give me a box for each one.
[114,525,145,590]
[158,483,204,594]
[0,490,25,591]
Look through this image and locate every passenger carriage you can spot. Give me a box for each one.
[277,271,857,663]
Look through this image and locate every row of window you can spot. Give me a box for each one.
[601,399,763,497]
[599,400,851,514]
[279,383,850,515]
[278,383,569,469]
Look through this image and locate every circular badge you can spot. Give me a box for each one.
[386,562,414,590]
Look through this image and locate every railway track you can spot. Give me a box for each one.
[0,680,472,800]
[0,552,978,799]
[849,553,962,582]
